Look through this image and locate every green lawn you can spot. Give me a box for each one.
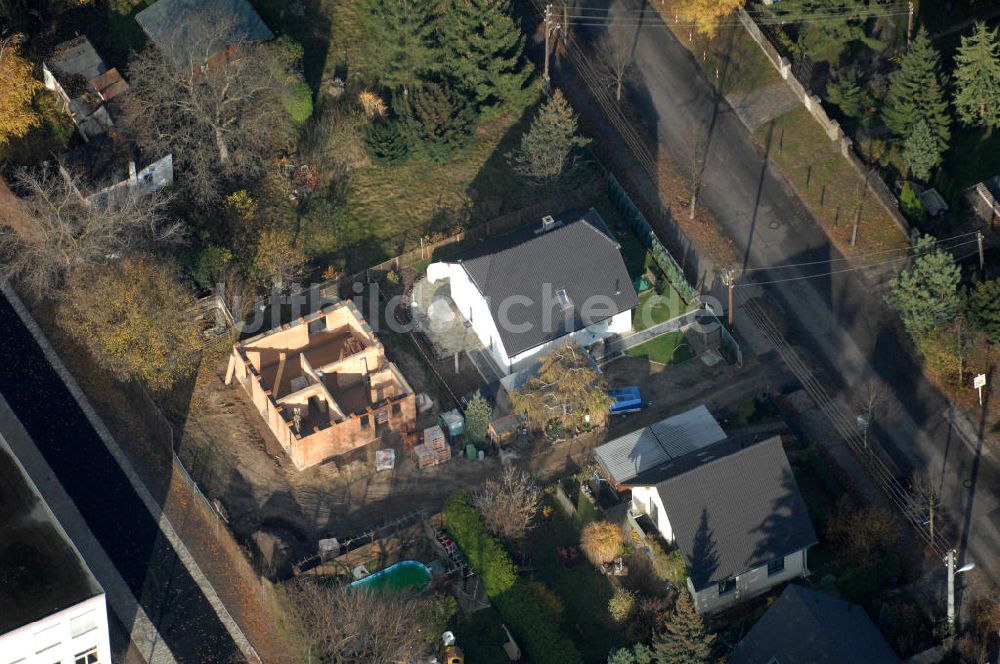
[633,289,687,332]
[754,107,908,256]
[625,331,695,365]
[525,501,625,662]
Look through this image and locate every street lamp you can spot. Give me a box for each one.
[946,549,975,634]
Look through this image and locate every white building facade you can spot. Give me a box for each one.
[1,594,111,664]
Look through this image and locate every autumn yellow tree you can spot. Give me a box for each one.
[0,34,42,144]
[57,256,202,392]
[509,343,612,436]
[677,0,745,38]
[252,227,307,289]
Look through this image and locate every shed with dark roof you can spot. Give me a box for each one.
[730,584,902,664]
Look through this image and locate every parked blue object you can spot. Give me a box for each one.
[609,387,643,414]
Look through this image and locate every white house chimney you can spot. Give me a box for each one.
[541,215,556,232]
[128,160,137,185]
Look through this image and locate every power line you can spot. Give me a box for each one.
[740,231,982,273]
[735,238,980,288]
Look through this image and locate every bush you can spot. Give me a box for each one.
[648,540,687,587]
[443,492,517,597]
[899,182,928,226]
[411,82,476,163]
[608,587,636,623]
[524,579,564,622]
[494,582,583,664]
[284,80,314,125]
[364,120,412,164]
[186,245,233,292]
[581,521,624,566]
[836,555,902,603]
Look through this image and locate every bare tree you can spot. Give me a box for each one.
[472,466,541,540]
[854,378,887,450]
[599,33,633,104]
[119,10,295,203]
[288,582,428,663]
[0,167,181,291]
[911,471,941,543]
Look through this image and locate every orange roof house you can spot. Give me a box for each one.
[226,300,416,469]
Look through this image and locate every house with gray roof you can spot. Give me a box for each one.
[731,584,902,664]
[136,0,274,71]
[628,435,817,614]
[425,208,638,375]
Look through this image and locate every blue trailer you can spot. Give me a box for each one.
[609,387,643,414]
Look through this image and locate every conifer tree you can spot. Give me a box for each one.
[361,0,440,94]
[411,81,476,162]
[903,119,941,180]
[442,0,530,107]
[883,28,951,153]
[887,235,962,337]
[953,22,1000,129]
[969,279,1000,343]
[508,90,590,182]
[652,593,716,664]
[826,67,865,118]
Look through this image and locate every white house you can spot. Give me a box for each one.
[596,412,817,614]
[426,208,638,375]
[0,440,112,664]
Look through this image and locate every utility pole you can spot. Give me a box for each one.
[907,1,914,47]
[946,549,975,635]
[543,4,560,84]
[721,268,736,327]
[977,230,985,273]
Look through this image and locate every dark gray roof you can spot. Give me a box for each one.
[453,208,638,357]
[731,584,902,664]
[651,436,817,589]
[595,405,727,484]
[0,441,103,634]
[136,0,274,69]
[47,36,107,84]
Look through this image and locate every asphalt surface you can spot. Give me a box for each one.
[0,292,242,663]
[558,0,1000,581]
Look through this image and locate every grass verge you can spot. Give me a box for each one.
[754,108,909,255]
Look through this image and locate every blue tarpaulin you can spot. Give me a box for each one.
[609,387,643,414]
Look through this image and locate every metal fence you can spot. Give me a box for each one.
[607,173,698,302]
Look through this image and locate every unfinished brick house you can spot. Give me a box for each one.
[227,301,416,469]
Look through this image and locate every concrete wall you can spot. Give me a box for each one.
[0,593,112,664]
[631,485,673,541]
[689,548,809,615]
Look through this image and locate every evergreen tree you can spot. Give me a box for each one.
[364,120,412,163]
[652,593,716,664]
[442,0,531,108]
[899,182,928,226]
[887,235,962,337]
[903,119,942,181]
[464,392,492,444]
[770,0,887,63]
[883,28,950,152]
[969,279,1000,343]
[826,67,865,118]
[508,90,590,182]
[360,0,440,94]
[953,22,1000,129]
[411,81,477,162]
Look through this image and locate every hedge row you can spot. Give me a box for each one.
[443,492,584,664]
[443,492,517,597]
[495,582,584,664]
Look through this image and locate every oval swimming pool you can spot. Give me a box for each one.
[348,560,432,594]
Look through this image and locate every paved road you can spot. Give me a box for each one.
[0,292,243,663]
[554,0,1000,583]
